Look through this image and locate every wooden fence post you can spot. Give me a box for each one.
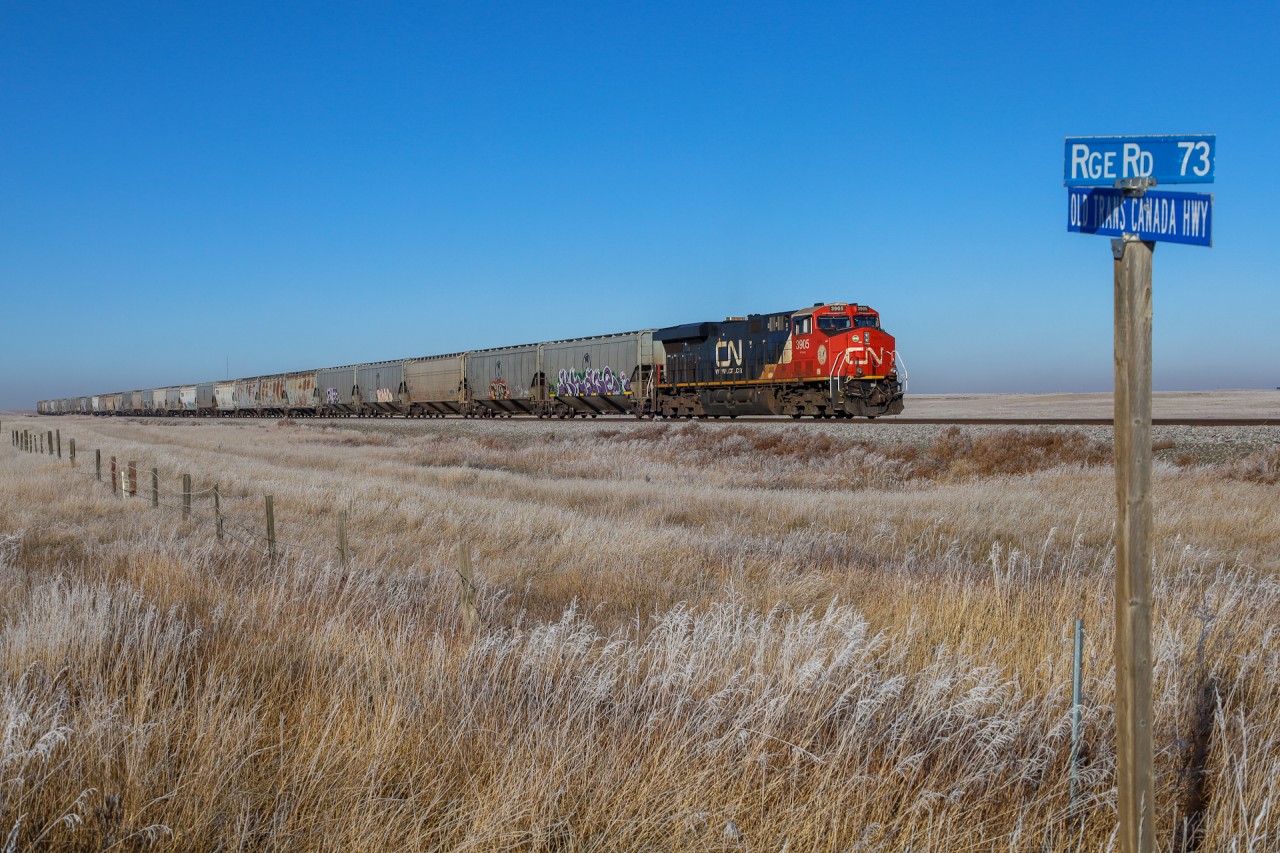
[337,510,350,571]
[70,438,76,467]
[458,543,477,630]
[152,468,159,508]
[95,449,101,481]
[265,495,276,563]
[182,474,192,519]
[110,457,117,495]
[127,461,137,498]
[214,484,223,541]
[47,431,53,455]
[56,430,61,459]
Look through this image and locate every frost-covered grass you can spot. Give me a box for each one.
[1,414,1278,850]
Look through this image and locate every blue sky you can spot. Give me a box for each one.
[3,0,1278,409]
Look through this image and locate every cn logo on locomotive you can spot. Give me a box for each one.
[714,339,743,368]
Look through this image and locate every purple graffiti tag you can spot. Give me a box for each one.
[553,365,631,396]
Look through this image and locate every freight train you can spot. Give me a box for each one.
[36,301,905,420]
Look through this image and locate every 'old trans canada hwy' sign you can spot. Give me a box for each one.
[1067,188,1212,247]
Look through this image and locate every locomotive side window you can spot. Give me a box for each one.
[854,315,880,329]
[794,317,812,335]
[817,315,851,334]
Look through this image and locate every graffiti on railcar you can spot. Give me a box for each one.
[554,366,630,396]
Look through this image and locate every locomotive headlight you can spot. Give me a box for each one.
[863,331,869,343]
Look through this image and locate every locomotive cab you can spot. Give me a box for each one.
[786,303,894,381]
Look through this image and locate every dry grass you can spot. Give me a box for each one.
[1220,445,1280,485]
[1,414,1278,850]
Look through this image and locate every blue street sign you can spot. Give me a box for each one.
[1067,188,1213,247]
[1064,135,1215,187]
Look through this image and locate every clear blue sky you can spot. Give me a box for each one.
[4,0,1278,410]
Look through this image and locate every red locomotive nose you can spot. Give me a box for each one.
[836,328,895,378]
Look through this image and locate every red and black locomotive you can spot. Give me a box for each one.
[647,301,904,419]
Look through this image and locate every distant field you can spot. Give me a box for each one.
[1,412,1277,850]
[905,389,1280,419]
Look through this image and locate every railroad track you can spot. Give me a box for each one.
[42,415,1279,427]
[560,415,1278,426]
[861,417,1278,427]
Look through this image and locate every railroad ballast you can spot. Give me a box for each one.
[38,301,905,420]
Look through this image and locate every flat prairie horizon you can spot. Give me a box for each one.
[11,388,1280,420]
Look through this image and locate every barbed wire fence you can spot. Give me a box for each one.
[5,420,480,628]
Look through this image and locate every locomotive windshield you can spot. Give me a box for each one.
[817,315,851,334]
[853,315,880,329]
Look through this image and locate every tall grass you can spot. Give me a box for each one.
[1,414,1278,850]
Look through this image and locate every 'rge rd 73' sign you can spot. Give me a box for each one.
[1064,135,1215,187]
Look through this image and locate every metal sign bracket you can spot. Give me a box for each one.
[1115,176,1157,197]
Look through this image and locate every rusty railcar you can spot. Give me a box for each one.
[214,381,235,415]
[233,377,260,415]
[282,371,317,415]
[257,374,290,416]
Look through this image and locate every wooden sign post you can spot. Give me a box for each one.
[1112,235,1155,852]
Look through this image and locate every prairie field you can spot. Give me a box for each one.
[1,410,1279,851]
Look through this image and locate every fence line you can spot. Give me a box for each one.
[9,421,485,629]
